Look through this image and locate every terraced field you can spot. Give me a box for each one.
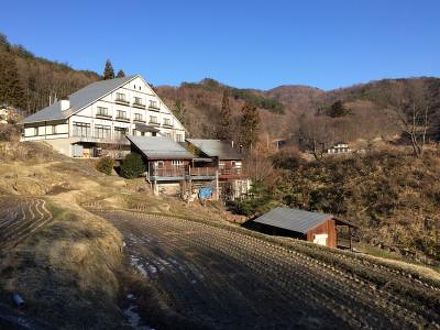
[0,197,52,250]
[97,210,440,330]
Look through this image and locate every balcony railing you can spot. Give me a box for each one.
[116,116,130,122]
[219,167,242,177]
[148,121,160,127]
[133,118,146,123]
[133,102,146,109]
[115,98,129,105]
[189,167,217,177]
[151,167,187,178]
[72,130,129,144]
[96,113,112,119]
[148,105,160,111]
[148,166,217,180]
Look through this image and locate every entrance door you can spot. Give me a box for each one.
[72,144,84,157]
[313,234,328,246]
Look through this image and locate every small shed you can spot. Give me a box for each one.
[251,207,356,249]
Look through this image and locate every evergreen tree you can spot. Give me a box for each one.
[120,153,145,179]
[103,59,115,80]
[327,100,350,118]
[0,51,25,108]
[116,69,126,78]
[217,89,233,140]
[240,102,260,151]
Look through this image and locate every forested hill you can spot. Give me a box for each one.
[0,33,99,114]
[1,31,439,143]
[156,76,440,141]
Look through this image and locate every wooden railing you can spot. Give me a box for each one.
[190,167,217,177]
[150,166,217,178]
[219,167,242,176]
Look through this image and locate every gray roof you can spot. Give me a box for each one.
[22,75,137,124]
[186,139,242,160]
[127,135,195,160]
[253,207,333,234]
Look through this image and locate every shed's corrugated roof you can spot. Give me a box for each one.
[22,75,137,124]
[186,139,242,160]
[127,135,195,160]
[253,207,333,234]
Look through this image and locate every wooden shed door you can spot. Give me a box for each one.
[313,234,328,246]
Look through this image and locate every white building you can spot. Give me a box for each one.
[21,75,186,158]
[327,142,351,155]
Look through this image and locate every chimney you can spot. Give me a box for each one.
[60,99,70,111]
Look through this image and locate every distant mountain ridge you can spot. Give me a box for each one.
[1,32,439,141]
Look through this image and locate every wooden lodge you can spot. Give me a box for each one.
[250,207,356,249]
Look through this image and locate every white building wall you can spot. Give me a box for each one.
[22,75,186,156]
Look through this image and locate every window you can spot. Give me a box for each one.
[97,107,109,117]
[28,127,38,136]
[134,97,143,105]
[52,125,57,134]
[149,115,158,124]
[165,132,171,138]
[155,161,164,168]
[116,92,127,102]
[116,110,127,120]
[73,122,91,137]
[163,118,171,126]
[176,133,183,142]
[134,113,143,121]
[95,124,111,139]
[139,86,141,91]
[149,100,159,110]
[172,160,183,166]
[114,127,128,139]
[134,84,136,89]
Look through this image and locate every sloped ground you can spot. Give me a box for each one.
[0,197,52,250]
[97,210,440,330]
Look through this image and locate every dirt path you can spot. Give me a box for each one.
[98,210,439,330]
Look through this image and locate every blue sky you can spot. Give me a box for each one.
[1,0,439,90]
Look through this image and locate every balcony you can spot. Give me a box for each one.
[147,166,217,181]
[148,121,161,127]
[148,105,160,111]
[116,116,130,122]
[115,98,129,106]
[71,130,130,145]
[96,113,112,119]
[133,102,146,109]
[133,118,146,123]
[162,123,173,129]
[219,167,242,178]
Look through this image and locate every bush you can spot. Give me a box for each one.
[96,156,114,175]
[120,153,145,179]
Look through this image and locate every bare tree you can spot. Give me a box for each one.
[296,114,336,161]
[389,80,431,158]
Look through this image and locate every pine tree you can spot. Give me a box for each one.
[103,59,115,80]
[240,102,260,152]
[327,100,350,117]
[116,69,126,78]
[217,89,232,140]
[0,51,25,108]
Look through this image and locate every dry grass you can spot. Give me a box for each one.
[0,200,125,329]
